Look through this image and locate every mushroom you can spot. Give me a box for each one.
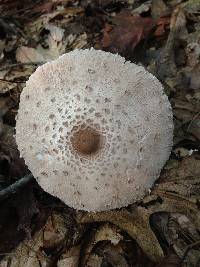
[16,49,173,212]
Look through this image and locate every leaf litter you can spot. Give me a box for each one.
[0,0,200,266]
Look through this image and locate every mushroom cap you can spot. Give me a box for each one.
[16,49,173,212]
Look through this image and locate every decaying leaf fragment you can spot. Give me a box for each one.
[102,11,154,55]
[1,230,49,267]
[16,25,66,63]
[155,155,200,199]
[0,65,34,94]
[57,245,81,267]
[155,6,187,80]
[79,223,123,266]
[154,17,170,37]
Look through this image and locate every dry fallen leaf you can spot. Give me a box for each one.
[0,65,34,94]
[157,155,200,198]
[155,6,187,80]
[151,0,169,19]
[102,11,154,55]
[80,223,123,266]
[16,25,66,63]
[2,229,49,267]
[96,243,129,267]
[155,253,182,267]
[154,17,170,37]
[57,245,80,267]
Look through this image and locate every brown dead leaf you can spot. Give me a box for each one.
[97,243,129,267]
[155,253,181,267]
[31,2,54,14]
[169,6,188,38]
[151,0,170,19]
[80,223,123,266]
[84,254,102,267]
[154,17,170,37]
[102,11,154,55]
[2,229,50,267]
[0,65,33,94]
[188,64,200,90]
[155,6,187,80]
[16,46,45,64]
[57,245,80,267]
[25,6,84,37]
[157,155,200,198]
[186,42,200,68]
[43,213,67,250]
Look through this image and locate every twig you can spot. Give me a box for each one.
[182,240,200,263]
[0,174,34,202]
[0,78,26,84]
[0,62,44,71]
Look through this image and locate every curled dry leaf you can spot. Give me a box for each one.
[102,11,154,55]
[79,223,123,266]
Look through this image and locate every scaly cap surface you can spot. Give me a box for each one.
[16,49,173,211]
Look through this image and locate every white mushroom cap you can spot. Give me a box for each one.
[16,49,173,212]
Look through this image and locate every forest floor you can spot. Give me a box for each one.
[0,0,200,266]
